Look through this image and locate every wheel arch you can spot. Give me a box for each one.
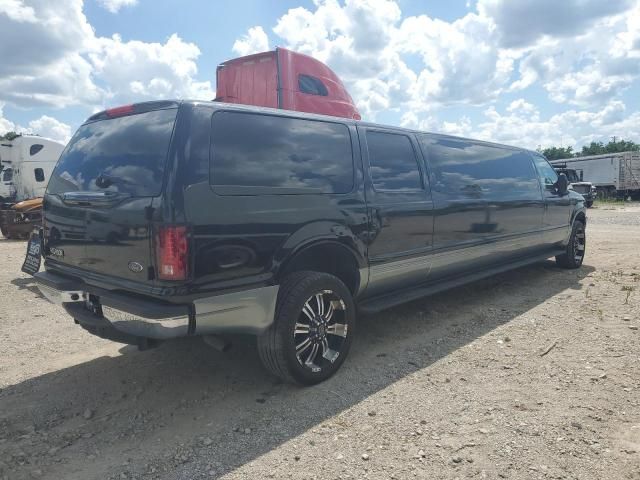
[276,239,365,296]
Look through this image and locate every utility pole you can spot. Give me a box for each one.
[612,136,617,144]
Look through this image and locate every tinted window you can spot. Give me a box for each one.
[30,144,44,156]
[47,109,177,197]
[2,168,13,182]
[531,154,559,189]
[34,168,45,182]
[211,112,353,194]
[367,131,422,191]
[420,136,539,198]
[298,75,328,96]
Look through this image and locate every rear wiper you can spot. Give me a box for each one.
[61,191,130,206]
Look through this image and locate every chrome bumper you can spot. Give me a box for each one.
[34,271,279,340]
[35,272,190,340]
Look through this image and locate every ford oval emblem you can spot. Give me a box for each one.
[128,261,144,273]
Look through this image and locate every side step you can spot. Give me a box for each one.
[358,250,564,314]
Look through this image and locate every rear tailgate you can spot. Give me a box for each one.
[44,104,178,283]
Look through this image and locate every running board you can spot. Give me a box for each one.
[358,250,565,314]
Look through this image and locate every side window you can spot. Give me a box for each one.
[298,74,328,96]
[30,144,44,156]
[34,168,45,182]
[419,135,539,199]
[2,168,13,182]
[210,111,353,194]
[366,131,423,191]
[531,154,559,189]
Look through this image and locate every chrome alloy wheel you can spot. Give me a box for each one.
[293,290,348,373]
[573,223,586,263]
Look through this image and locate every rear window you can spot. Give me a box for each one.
[210,111,354,194]
[46,108,177,197]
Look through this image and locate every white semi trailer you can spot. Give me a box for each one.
[0,135,65,203]
[549,151,640,198]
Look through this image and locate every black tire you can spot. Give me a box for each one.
[585,200,593,208]
[257,271,355,385]
[556,219,586,269]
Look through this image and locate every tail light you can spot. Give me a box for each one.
[156,225,189,280]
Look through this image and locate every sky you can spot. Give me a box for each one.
[0,0,639,151]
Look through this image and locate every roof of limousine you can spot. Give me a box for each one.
[90,99,535,154]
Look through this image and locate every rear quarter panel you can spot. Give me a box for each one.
[174,105,369,299]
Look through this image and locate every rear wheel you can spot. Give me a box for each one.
[556,219,586,269]
[585,200,593,208]
[257,271,355,385]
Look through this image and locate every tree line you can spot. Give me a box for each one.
[540,139,640,160]
[0,131,21,141]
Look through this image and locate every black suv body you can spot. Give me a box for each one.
[34,100,587,384]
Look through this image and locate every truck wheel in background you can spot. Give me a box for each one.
[585,200,593,208]
[556,219,586,269]
[257,271,355,385]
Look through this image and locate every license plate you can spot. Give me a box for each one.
[21,231,42,276]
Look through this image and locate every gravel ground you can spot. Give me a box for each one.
[1,204,639,480]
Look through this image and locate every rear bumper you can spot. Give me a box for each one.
[34,270,279,341]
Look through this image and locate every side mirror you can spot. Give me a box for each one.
[556,173,569,195]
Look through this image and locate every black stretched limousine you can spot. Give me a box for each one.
[30,100,586,384]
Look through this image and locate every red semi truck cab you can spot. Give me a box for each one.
[215,47,361,120]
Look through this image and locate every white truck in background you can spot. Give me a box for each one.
[0,135,64,203]
[549,151,640,199]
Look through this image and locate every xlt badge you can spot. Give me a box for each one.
[128,261,144,273]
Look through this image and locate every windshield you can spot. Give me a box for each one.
[47,108,177,197]
[2,168,13,182]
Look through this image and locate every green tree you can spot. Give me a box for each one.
[541,146,574,160]
[580,139,640,156]
[0,131,20,141]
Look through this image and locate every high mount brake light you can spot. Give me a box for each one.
[105,105,135,118]
[156,226,189,281]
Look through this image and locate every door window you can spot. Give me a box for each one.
[531,154,559,190]
[366,131,423,191]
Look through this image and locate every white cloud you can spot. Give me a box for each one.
[0,103,16,134]
[90,33,214,104]
[25,115,72,144]
[0,0,212,110]
[232,26,270,56]
[0,0,37,22]
[477,0,634,48]
[233,0,640,143]
[0,103,71,144]
[472,100,638,150]
[96,0,138,14]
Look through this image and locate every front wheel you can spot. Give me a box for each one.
[585,200,593,208]
[257,271,355,385]
[556,219,586,269]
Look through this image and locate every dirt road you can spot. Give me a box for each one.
[1,205,639,480]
